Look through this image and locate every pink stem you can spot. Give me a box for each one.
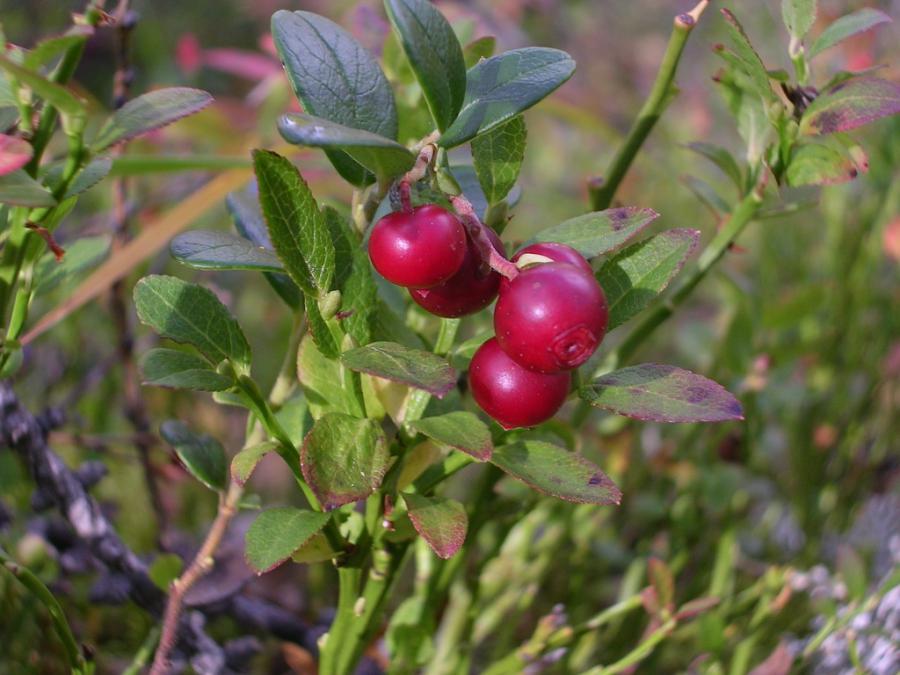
[450,195,518,281]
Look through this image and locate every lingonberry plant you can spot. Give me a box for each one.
[1,0,898,672]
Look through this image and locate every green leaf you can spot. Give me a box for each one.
[719,9,776,102]
[305,297,340,360]
[463,36,496,68]
[91,87,213,152]
[341,342,457,398]
[0,55,85,128]
[781,0,817,41]
[800,77,900,135]
[226,186,302,309]
[22,29,91,71]
[439,48,575,148]
[133,275,252,368]
[597,229,699,330]
[252,150,334,297]
[580,364,744,423]
[245,507,332,573]
[278,113,414,180]
[300,412,390,510]
[41,157,113,198]
[402,493,467,559]
[324,207,375,345]
[34,235,110,293]
[491,441,621,505]
[148,553,183,592]
[471,114,525,205]
[531,207,658,258]
[648,558,675,611]
[809,9,891,59]
[139,348,233,392]
[297,335,353,418]
[685,142,743,190]
[160,420,228,491]
[410,412,492,461]
[170,230,285,272]
[785,141,866,186]
[682,175,731,215]
[110,154,250,175]
[385,0,467,131]
[271,10,398,186]
[0,170,56,207]
[231,441,280,486]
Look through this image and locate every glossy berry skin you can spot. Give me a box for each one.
[368,204,466,288]
[409,228,504,317]
[495,262,608,373]
[469,338,571,429]
[501,242,593,292]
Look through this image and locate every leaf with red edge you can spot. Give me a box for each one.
[410,412,492,461]
[490,441,622,505]
[786,141,867,186]
[341,341,457,398]
[0,134,32,176]
[579,364,744,423]
[800,78,900,135]
[300,412,390,510]
[245,507,331,574]
[403,492,468,559]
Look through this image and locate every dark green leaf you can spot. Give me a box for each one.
[34,235,109,293]
[682,175,731,215]
[800,77,900,135]
[410,412,492,461]
[323,207,374,344]
[245,507,332,573]
[579,364,745,423]
[809,9,891,59]
[531,207,658,258]
[439,48,575,147]
[140,348,233,392]
[385,0,467,131]
[597,229,699,330]
[41,157,112,198]
[685,142,743,189]
[471,114,525,205]
[231,441,280,486]
[92,87,212,152]
[133,275,252,368]
[403,493,467,559]
[160,420,228,491]
[305,297,340,360]
[0,170,56,207]
[301,413,390,510]
[491,441,621,505]
[781,0,817,41]
[341,342,457,398]
[449,165,489,220]
[278,113,414,180]
[226,186,302,309]
[719,10,776,102]
[785,141,866,186]
[171,230,285,272]
[252,150,334,297]
[271,10,398,186]
[648,558,675,611]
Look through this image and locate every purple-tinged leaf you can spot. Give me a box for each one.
[531,207,659,258]
[800,78,900,135]
[91,87,213,152]
[785,141,867,186]
[410,412,492,461]
[579,364,744,423]
[596,229,699,330]
[300,412,390,510]
[403,493,468,559]
[0,134,32,176]
[809,9,892,59]
[231,441,279,486]
[490,441,622,505]
[245,507,331,574]
[341,341,457,398]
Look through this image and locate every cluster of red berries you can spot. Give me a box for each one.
[369,203,608,429]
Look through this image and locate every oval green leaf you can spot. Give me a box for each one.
[140,348,234,392]
[245,507,332,574]
[809,8,891,59]
[410,411,492,461]
[471,114,526,205]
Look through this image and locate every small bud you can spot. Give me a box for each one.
[318,290,342,320]
[216,360,237,379]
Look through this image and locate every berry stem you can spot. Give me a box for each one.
[450,195,518,281]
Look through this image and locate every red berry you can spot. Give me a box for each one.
[494,262,608,373]
[468,338,571,429]
[501,242,593,292]
[368,204,467,288]
[409,228,504,317]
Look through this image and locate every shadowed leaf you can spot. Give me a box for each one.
[171,230,285,272]
[410,412,492,461]
[491,441,621,505]
[0,170,56,207]
[245,507,331,573]
[531,207,659,258]
[471,114,526,205]
[341,342,457,398]
[579,364,744,423]
[800,77,900,135]
[403,493,468,559]
[160,420,228,491]
[140,348,233,392]
[685,142,743,189]
[231,441,280,486]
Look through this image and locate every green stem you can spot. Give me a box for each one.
[123,626,160,675]
[589,2,706,211]
[1,551,89,674]
[584,618,677,675]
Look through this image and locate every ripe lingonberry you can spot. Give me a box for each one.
[468,338,571,429]
[409,228,504,317]
[494,262,608,373]
[368,204,467,288]
[501,241,593,292]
